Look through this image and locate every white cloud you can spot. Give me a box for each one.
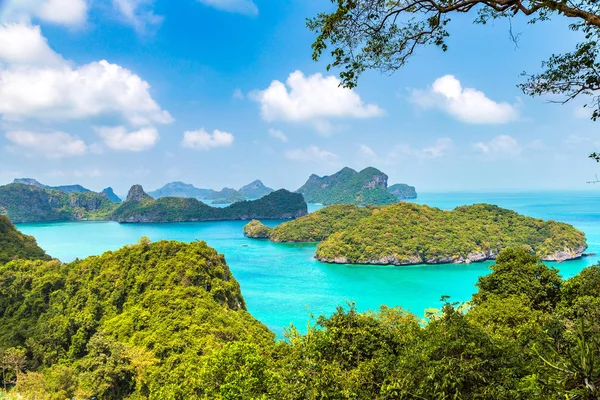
[423,138,455,158]
[268,128,287,142]
[1,0,88,27]
[182,128,234,150]
[95,125,159,152]
[4,130,87,158]
[197,0,258,16]
[473,135,521,158]
[252,70,384,131]
[360,144,376,157]
[112,0,163,33]
[0,58,173,126]
[411,75,518,124]
[0,23,64,66]
[285,145,339,164]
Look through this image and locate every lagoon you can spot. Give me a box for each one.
[17,191,600,337]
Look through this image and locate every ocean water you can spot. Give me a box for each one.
[16,191,600,337]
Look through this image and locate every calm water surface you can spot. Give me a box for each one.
[17,191,600,337]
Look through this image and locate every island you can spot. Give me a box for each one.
[102,187,122,203]
[0,183,118,223]
[148,181,216,199]
[0,183,308,223]
[388,183,417,200]
[296,166,416,205]
[239,180,274,199]
[245,203,587,264]
[13,177,93,194]
[206,187,246,204]
[111,185,307,223]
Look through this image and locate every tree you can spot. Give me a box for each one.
[308,0,600,158]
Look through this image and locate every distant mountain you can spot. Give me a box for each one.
[0,183,118,223]
[148,181,215,199]
[388,184,417,200]
[13,178,92,194]
[111,185,307,223]
[239,180,274,199]
[206,188,246,204]
[102,187,122,203]
[296,167,399,205]
[0,215,50,264]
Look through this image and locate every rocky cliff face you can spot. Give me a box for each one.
[126,185,151,202]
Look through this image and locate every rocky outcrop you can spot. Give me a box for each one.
[126,185,152,202]
[316,246,586,266]
[239,180,274,199]
[243,220,273,238]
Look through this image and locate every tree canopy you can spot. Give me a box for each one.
[308,0,600,158]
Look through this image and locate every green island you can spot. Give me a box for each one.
[148,180,273,202]
[296,166,415,205]
[0,183,119,223]
[388,183,418,200]
[112,185,307,223]
[246,203,587,264]
[0,183,307,224]
[206,188,246,204]
[238,180,274,199]
[1,218,600,399]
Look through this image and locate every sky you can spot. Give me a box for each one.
[0,0,598,195]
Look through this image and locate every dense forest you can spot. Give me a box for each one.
[0,216,49,264]
[1,221,600,399]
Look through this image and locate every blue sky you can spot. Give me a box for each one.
[0,0,598,194]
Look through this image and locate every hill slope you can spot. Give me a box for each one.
[239,180,274,199]
[0,216,49,264]
[14,178,92,194]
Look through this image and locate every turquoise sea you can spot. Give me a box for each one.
[16,191,600,337]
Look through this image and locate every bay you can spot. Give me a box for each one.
[16,191,600,337]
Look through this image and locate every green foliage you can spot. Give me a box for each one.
[267,204,373,242]
[112,188,307,223]
[0,216,49,264]
[207,188,246,204]
[0,239,273,399]
[243,220,273,239]
[297,167,399,206]
[315,203,587,265]
[0,183,118,223]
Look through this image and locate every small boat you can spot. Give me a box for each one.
[242,244,249,247]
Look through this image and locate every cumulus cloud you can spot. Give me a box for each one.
[252,70,383,131]
[112,0,163,33]
[95,125,159,152]
[285,145,339,164]
[411,75,518,124]
[197,0,258,16]
[0,58,173,126]
[473,135,521,158]
[1,0,88,27]
[4,130,87,158]
[182,128,234,150]
[0,23,64,66]
[423,138,455,158]
[268,128,288,142]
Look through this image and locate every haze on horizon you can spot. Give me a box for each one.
[0,0,598,194]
